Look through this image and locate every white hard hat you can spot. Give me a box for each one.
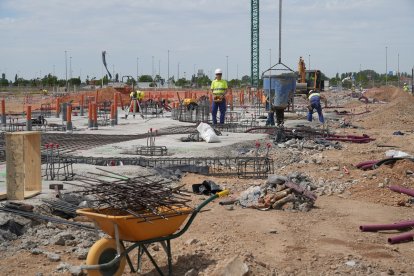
[215,68,223,74]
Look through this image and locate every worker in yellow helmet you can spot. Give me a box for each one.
[128,90,145,118]
[403,83,409,92]
[210,68,228,124]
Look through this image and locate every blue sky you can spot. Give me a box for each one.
[0,0,413,81]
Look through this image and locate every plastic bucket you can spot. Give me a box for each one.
[263,74,296,108]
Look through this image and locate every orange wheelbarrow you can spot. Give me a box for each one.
[77,190,229,276]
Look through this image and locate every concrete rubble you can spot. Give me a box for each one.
[238,172,316,211]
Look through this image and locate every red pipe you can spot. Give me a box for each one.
[388,232,414,244]
[389,185,414,197]
[360,163,377,170]
[26,105,31,121]
[1,99,5,115]
[355,160,379,168]
[360,220,414,232]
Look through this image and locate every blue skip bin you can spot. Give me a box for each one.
[263,73,296,109]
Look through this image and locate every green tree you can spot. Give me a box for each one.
[139,75,153,82]
[0,73,8,87]
[176,78,189,87]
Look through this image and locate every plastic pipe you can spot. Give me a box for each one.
[88,102,92,129]
[359,220,414,232]
[389,185,414,197]
[1,99,6,127]
[113,93,118,125]
[93,103,98,130]
[55,98,60,118]
[388,232,414,244]
[360,163,377,170]
[355,160,379,169]
[80,94,85,116]
[66,104,72,131]
[26,105,32,131]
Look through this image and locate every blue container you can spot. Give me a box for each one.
[263,74,296,108]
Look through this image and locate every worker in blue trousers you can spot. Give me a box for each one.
[210,68,228,125]
[307,90,326,123]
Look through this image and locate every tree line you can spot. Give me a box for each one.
[1,69,411,89]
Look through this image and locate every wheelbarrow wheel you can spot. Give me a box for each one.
[86,238,126,276]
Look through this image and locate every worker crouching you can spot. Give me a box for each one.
[307,90,325,123]
[210,68,228,125]
[129,90,144,118]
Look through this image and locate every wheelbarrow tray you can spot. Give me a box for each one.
[77,206,192,242]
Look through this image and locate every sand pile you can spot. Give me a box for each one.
[350,159,414,206]
[358,87,414,130]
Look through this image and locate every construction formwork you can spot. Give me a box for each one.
[61,155,274,179]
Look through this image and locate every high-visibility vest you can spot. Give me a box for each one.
[211,79,228,96]
[131,91,145,100]
[308,93,320,101]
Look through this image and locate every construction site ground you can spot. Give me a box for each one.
[1,87,414,275]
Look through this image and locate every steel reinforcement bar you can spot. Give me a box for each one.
[62,155,274,178]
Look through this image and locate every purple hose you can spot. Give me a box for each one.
[355,160,379,169]
[388,232,414,244]
[359,220,414,232]
[360,162,377,170]
[389,185,414,197]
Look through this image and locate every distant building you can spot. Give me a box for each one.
[197,69,205,78]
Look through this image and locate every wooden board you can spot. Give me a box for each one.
[6,133,25,200]
[5,131,41,200]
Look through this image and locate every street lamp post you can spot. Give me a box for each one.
[152,56,154,80]
[136,57,139,82]
[397,53,400,88]
[385,46,388,86]
[65,50,68,92]
[177,62,180,80]
[167,50,170,87]
[308,54,311,70]
[226,55,229,80]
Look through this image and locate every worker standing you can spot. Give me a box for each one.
[129,90,145,118]
[403,83,409,93]
[307,90,325,124]
[210,68,228,125]
[265,98,275,126]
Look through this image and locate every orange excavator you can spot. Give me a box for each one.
[296,56,324,94]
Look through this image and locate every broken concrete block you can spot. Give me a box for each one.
[211,256,249,276]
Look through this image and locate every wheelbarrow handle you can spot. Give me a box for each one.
[194,189,230,213]
[162,189,230,242]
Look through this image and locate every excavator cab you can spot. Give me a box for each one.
[296,56,324,95]
[305,70,324,93]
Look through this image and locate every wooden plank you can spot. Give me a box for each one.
[0,193,6,200]
[6,133,25,200]
[5,132,41,200]
[24,190,40,199]
[23,132,41,191]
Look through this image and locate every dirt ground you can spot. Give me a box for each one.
[1,87,414,275]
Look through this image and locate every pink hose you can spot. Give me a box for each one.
[355,160,379,168]
[359,220,414,232]
[389,185,414,197]
[388,232,414,244]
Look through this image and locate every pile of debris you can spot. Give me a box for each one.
[238,172,317,212]
[276,138,342,150]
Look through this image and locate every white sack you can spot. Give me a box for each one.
[196,122,220,143]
